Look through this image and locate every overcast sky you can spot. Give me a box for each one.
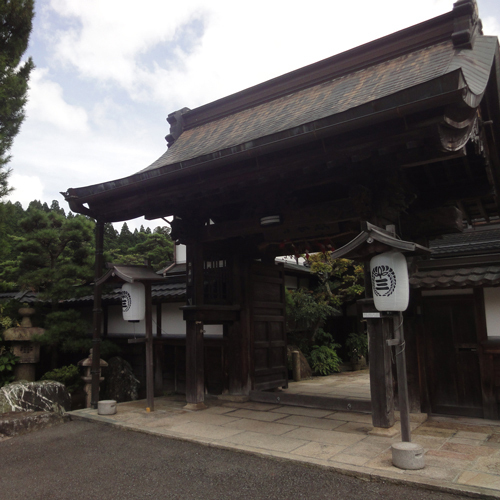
[6,0,500,230]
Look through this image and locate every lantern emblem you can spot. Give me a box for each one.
[370,251,409,312]
[121,282,146,321]
[372,265,397,297]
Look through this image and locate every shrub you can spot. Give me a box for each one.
[345,332,368,361]
[309,343,342,376]
[0,346,18,387]
[40,364,83,394]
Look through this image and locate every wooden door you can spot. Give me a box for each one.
[422,296,483,418]
[250,262,288,391]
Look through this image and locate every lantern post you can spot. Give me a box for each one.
[330,222,430,470]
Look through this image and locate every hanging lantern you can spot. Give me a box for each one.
[370,251,409,312]
[121,282,146,321]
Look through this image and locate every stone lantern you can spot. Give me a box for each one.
[78,349,108,408]
[3,307,44,382]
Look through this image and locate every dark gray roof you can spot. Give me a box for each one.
[142,38,496,175]
[63,282,186,305]
[429,226,500,257]
[410,265,500,289]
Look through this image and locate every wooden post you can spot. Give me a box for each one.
[91,220,104,409]
[154,303,164,397]
[145,283,154,410]
[185,239,206,409]
[359,298,395,428]
[394,313,411,442]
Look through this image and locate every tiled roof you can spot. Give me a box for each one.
[410,265,500,289]
[143,38,498,174]
[429,227,500,257]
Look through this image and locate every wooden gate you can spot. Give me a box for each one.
[422,296,483,418]
[250,262,288,391]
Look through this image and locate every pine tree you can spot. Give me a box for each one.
[0,0,34,198]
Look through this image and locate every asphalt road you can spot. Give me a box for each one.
[0,421,481,500]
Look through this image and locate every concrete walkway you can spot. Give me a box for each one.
[69,377,500,499]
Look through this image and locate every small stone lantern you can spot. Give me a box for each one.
[3,307,44,382]
[78,349,108,408]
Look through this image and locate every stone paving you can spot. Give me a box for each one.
[70,385,500,498]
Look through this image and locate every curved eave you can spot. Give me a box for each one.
[64,74,471,222]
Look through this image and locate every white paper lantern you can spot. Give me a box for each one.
[122,282,145,321]
[370,251,409,312]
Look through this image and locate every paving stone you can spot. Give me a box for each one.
[223,431,308,453]
[284,427,364,446]
[412,426,456,438]
[441,442,497,459]
[168,421,244,440]
[455,430,490,441]
[424,449,473,469]
[411,434,447,450]
[472,455,500,475]
[223,418,298,435]
[457,471,500,491]
[178,412,240,426]
[270,407,334,418]
[405,466,461,481]
[333,421,373,435]
[291,441,347,460]
[325,412,373,423]
[276,415,345,431]
[342,440,392,458]
[229,409,287,422]
[222,402,281,411]
[447,437,487,447]
[203,406,238,415]
[330,453,371,466]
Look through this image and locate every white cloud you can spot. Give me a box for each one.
[44,0,454,109]
[8,174,45,208]
[26,68,89,132]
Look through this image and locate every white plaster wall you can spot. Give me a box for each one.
[107,304,156,335]
[107,302,222,336]
[484,287,500,338]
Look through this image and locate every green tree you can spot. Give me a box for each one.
[1,209,95,300]
[0,0,34,198]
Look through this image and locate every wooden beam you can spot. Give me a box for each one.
[400,206,464,238]
[199,199,364,244]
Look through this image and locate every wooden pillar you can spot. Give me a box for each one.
[359,298,395,428]
[145,283,154,410]
[185,239,206,409]
[154,303,164,396]
[91,220,104,409]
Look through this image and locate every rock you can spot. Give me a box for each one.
[101,357,140,403]
[0,411,69,437]
[286,345,313,379]
[0,381,71,415]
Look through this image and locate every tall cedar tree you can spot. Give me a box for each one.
[0,0,34,196]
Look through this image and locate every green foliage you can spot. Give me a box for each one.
[286,287,337,342]
[345,332,368,361]
[34,309,120,358]
[309,343,342,376]
[3,209,95,300]
[0,345,18,386]
[40,364,83,394]
[0,0,34,197]
[307,255,365,308]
